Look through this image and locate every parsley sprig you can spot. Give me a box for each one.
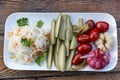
[21,38,33,47]
[17,17,28,26]
[36,20,44,28]
[35,48,48,66]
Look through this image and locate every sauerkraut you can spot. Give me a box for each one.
[6,26,49,64]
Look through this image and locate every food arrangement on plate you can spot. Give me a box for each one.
[4,13,117,72]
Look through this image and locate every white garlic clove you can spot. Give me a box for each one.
[99,33,104,40]
[97,44,107,51]
[95,38,103,45]
[104,32,109,37]
[105,43,112,51]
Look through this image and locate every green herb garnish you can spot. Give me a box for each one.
[17,17,28,26]
[35,48,48,66]
[21,38,33,47]
[36,20,44,28]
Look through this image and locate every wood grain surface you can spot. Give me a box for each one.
[0,0,120,80]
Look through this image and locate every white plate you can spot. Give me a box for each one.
[4,13,118,71]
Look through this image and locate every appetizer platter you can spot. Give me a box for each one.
[4,13,117,72]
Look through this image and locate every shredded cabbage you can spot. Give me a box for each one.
[7,26,49,64]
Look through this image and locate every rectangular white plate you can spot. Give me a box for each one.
[4,13,118,71]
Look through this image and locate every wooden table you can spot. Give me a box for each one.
[0,0,120,80]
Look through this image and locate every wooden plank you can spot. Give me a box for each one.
[37,72,120,80]
[0,25,4,34]
[3,72,120,80]
[13,78,36,80]
[2,71,120,79]
[0,0,119,27]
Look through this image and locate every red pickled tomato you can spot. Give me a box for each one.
[89,28,100,42]
[77,34,90,43]
[96,21,109,32]
[72,53,83,65]
[85,20,96,33]
[77,44,92,54]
